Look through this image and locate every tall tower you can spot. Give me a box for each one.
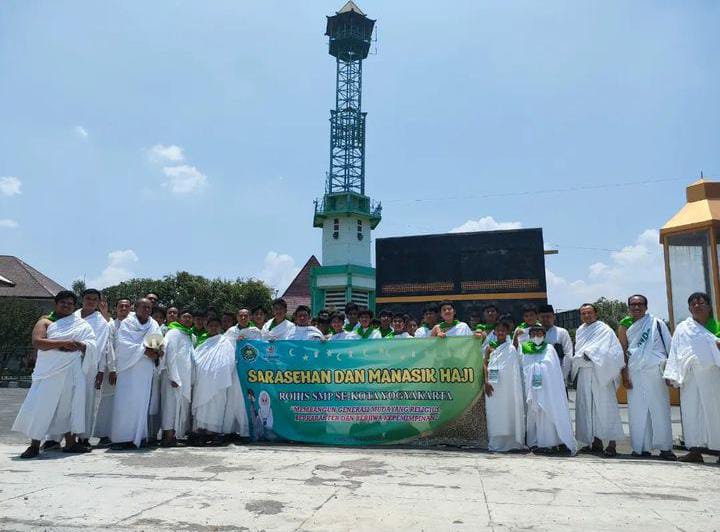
[311,1,382,312]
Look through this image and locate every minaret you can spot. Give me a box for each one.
[311,1,382,312]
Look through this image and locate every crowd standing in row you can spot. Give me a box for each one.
[11,289,720,464]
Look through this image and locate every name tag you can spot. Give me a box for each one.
[532,372,543,389]
[488,368,499,384]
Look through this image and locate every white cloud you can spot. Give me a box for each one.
[150,144,185,162]
[0,176,21,196]
[162,165,207,194]
[74,125,88,139]
[450,216,523,233]
[0,219,19,229]
[88,249,139,288]
[259,251,301,295]
[547,229,666,316]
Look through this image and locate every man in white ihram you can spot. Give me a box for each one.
[13,290,97,458]
[573,303,626,457]
[110,298,162,449]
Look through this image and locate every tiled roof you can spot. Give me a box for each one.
[282,255,320,298]
[0,255,66,299]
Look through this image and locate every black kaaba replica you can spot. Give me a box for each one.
[375,228,548,320]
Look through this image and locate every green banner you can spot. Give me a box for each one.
[236,337,484,445]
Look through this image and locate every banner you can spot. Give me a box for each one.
[236,337,484,445]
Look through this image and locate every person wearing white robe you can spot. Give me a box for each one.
[192,316,248,442]
[343,302,361,334]
[663,292,720,463]
[484,321,525,452]
[388,313,412,338]
[617,295,676,460]
[414,303,440,338]
[287,305,324,341]
[539,304,574,384]
[72,289,112,448]
[160,310,194,446]
[327,312,360,340]
[261,298,296,340]
[110,298,162,449]
[225,308,263,343]
[474,304,500,350]
[93,297,131,443]
[520,326,577,455]
[573,304,626,456]
[356,309,382,339]
[431,301,473,337]
[512,305,541,349]
[13,291,97,458]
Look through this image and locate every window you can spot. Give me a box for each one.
[357,219,363,241]
[333,218,340,240]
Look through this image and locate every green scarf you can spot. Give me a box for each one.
[344,323,357,332]
[420,322,433,330]
[379,327,394,338]
[168,321,193,335]
[475,322,496,332]
[521,341,547,355]
[192,326,208,347]
[357,327,376,339]
[46,311,58,322]
[705,317,720,337]
[239,321,257,329]
[619,315,635,329]
[439,320,459,332]
[488,339,501,349]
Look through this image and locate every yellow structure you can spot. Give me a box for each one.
[660,178,720,328]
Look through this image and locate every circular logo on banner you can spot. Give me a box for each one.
[241,344,258,362]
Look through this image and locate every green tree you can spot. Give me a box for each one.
[0,298,44,374]
[72,279,86,296]
[592,297,628,330]
[102,271,273,314]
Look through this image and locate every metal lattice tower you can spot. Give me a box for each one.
[325,1,374,195]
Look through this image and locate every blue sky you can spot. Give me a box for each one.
[1,1,718,317]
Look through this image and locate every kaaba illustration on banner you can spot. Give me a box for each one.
[375,228,548,320]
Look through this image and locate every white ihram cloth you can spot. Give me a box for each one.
[357,327,382,339]
[545,325,574,382]
[573,320,626,445]
[12,314,96,441]
[440,321,473,336]
[192,335,248,435]
[160,328,193,437]
[485,341,525,452]
[413,325,432,338]
[93,318,120,438]
[330,331,359,341]
[625,314,673,453]
[110,315,161,446]
[392,332,412,339]
[664,317,720,450]
[73,309,111,439]
[521,344,577,454]
[287,326,324,341]
[225,325,262,342]
[261,318,296,340]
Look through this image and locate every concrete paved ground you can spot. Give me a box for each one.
[2,390,719,531]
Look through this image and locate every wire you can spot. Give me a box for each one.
[380,175,694,204]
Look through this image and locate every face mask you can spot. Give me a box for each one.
[532,336,545,346]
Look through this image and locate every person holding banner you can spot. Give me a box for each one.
[484,320,526,452]
[343,302,361,333]
[356,309,382,339]
[414,303,439,338]
[377,309,395,338]
[328,312,360,340]
[617,295,676,460]
[225,308,262,342]
[405,315,419,337]
[664,292,720,464]
[431,301,473,337]
[192,314,248,444]
[252,306,268,331]
[288,305,324,341]
[521,325,577,455]
[573,303,626,457]
[261,298,296,340]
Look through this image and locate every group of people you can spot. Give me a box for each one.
[11,289,720,464]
